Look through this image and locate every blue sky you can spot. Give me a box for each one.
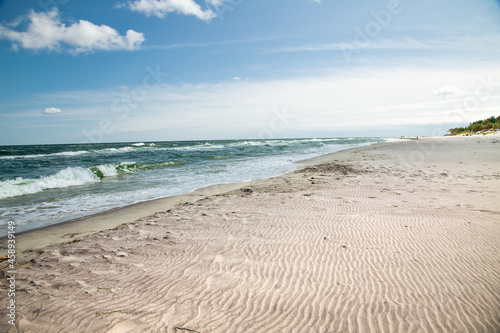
[0,0,499,145]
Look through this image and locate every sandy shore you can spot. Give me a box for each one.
[1,135,499,332]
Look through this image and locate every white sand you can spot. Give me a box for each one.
[1,135,499,332]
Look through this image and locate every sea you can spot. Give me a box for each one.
[0,137,388,236]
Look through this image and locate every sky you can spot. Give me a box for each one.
[0,0,499,145]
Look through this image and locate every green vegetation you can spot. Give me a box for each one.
[448,116,500,136]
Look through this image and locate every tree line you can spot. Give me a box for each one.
[448,116,500,136]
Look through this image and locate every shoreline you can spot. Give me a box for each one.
[0,137,383,244]
[0,134,497,258]
[3,133,496,254]
[1,134,499,332]
[0,140,385,259]
[0,181,252,259]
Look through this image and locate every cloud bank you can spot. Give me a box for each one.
[0,9,145,54]
[29,65,499,142]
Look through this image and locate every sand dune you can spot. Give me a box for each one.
[1,135,499,332]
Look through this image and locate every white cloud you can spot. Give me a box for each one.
[126,0,216,21]
[0,9,145,54]
[433,85,462,98]
[206,0,229,6]
[233,76,241,80]
[44,107,62,114]
[33,65,500,141]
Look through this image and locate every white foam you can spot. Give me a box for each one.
[0,167,100,200]
[99,147,136,153]
[132,142,145,147]
[229,141,265,147]
[316,138,342,141]
[52,150,89,157]
[229,140,293,147]
[168,144,225,151]
[0,155,43,160]
[0,150,89,160]
[120,161,139,166]
[96,164,119,177]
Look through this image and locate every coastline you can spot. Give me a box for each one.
[0,140,381,259]
[1,134,499,332]
[0,139,380,257]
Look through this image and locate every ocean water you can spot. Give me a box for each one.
[0,138,385,236]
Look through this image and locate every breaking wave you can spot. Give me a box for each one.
[0,161,183,199]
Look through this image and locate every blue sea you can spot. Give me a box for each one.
[0,138,386,236]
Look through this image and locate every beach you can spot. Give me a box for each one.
[1,135,499,332]
[0,138,380,236]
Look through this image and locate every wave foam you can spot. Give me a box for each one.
[0,159,185,199]
[99,147,136,154]
[0,167,100,200]
[0,150,90,160]
[52,150,89,157]
[168,143,225,151]
[96,164,120,177]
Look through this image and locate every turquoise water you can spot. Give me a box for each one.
[0,138,385,235]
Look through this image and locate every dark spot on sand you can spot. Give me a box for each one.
[297,163,367,175]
